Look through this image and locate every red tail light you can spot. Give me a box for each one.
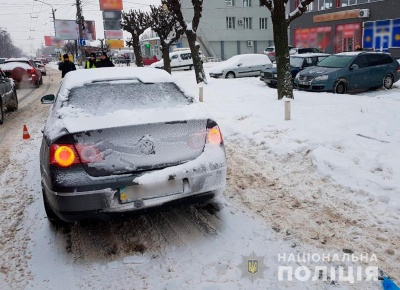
[207,126,223,145]
[50,144,102,168]
[269,52,275,56]
[28,68,35,74]
[397,65,400,72]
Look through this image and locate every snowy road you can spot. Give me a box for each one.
[0,67,397,289]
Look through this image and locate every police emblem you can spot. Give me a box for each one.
[238,251,267,283]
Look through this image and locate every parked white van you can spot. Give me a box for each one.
[150,50,205,71]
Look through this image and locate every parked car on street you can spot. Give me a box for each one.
[0,69,18,125]
[34,60,47,76]
[261,53,330,87]
[289,47,322,55]
[294,52,400,94]
[209,54,272,79]
[0,58,7,69]
[150,50,206,71]
[39,67,227,223]
[142,55,159,66]
[263,45,294,62]
[2,58,43,88]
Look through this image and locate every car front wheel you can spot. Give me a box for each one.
[333,79,347,94]
[225,72,235,79]
[383,74,393,90]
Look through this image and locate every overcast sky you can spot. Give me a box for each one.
[1,0,161,55]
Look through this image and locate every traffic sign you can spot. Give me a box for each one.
[78,38,86,46]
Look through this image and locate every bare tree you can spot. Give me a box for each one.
[260,0,314,99]
[163,0,207,84]
[149,5,184,74]
[121,10,151,67]
[63,41,75,56]
[0,28,23,58]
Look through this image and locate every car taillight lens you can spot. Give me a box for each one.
[50,145,78,168]
[28,68,35,74]
[50,144,102,168]
[269,52,275,56]
[207,126,223,145]
[397,65,400,72]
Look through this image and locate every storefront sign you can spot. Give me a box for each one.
[99,0,123,11]
[106,39,125,49]
[104,30,123,39]
[314,9,360,23]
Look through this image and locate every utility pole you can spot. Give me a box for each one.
[98,38,105,52]
[76,0,86,66]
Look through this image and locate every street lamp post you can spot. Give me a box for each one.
[34,0,57,36]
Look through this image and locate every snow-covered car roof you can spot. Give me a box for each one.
[59,67,173,95]
[1,62,33,71]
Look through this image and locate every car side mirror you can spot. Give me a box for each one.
[41,94,55,104]
[237,63,242,67]
[350,64,359,70]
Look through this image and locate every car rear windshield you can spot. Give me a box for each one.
[317,55,354,68]
[5,60,30,65]
[67,81,193,115]
[265,47,274,52]
[290,57,304,68]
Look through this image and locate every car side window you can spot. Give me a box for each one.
[352,55,369,68]
[171,55,178,60]
[308,57,318,65]
[380,54,393,64]
[367,54,382,66]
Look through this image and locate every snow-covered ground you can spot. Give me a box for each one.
[0,64,399,289]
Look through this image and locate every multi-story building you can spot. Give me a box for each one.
[179,0,277,60]
[289,0,400,57]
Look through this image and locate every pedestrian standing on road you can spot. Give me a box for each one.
[85,52,98,69]
[97,52,115,68]
[58,54,76,78]
[125,55,131,66]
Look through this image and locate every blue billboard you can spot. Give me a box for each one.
[363,18,400,51]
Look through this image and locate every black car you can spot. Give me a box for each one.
[260,53,330,87]
[40,67,227,224]
[0,69,18,125]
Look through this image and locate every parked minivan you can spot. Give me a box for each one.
[151,50,205,71]
[294,51,400,94]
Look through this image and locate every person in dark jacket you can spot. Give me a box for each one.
[97,52,115,68]
[85,52,98,69]
[58,54,76,78]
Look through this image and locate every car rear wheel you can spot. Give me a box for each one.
[225,72,236,79]
[0,99,4,125]
[333,79,347,94]
[42,189,65,225]
[383,74,393,90]
[8,90,18,112]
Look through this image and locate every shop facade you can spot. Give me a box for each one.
[290,0,400,57]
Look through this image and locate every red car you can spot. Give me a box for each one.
[142,55,159,66]
[2,58,43,88]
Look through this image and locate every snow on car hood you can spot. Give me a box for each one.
[300,66,342,76]
[209,61,238,74]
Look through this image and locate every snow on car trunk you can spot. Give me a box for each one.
[53,79,211,176]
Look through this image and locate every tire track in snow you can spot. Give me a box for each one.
[225,139,400,281]
[0,69,59,289]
